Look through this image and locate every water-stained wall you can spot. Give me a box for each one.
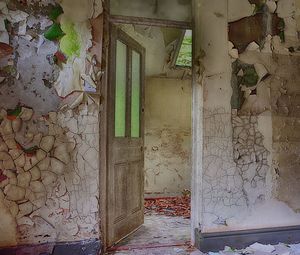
[0,0,102,248]
[144,77,191,197]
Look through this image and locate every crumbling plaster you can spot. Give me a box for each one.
[194,0,300,233]
[0,0,102,247]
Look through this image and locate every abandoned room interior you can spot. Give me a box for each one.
[0,0,299,254]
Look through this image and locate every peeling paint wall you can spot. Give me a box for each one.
[144,77,191,197]
[195,0,300,233]
[0,0,102,248]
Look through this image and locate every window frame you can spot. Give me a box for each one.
[170,29,192,69]
[111,28,145,139]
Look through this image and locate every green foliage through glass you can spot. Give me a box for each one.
[176,30,192,67]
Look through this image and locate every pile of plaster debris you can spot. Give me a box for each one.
[206,243,300,255]
[144,194,190,218]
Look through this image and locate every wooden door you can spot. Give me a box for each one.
[107,25,145,247]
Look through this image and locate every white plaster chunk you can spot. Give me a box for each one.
[271,36,290,55]
[30,192,47,209]
[247,243,276,253]
[83,147,98,170]
[38,157,50,171]
[284,16,298,38]
[4,184,26,201]
[90,196,99,213]
[54,58,85,98]
[261,35,273,53]
[27,155,39,169]
[229,48,239,59]
[17,216,34,226]
[18,201,34,218]
[0,178,9,188]
[30,166,41,181]
[50,157,65,175]
[18,20,27,36]
[62,220,79,236]
[266,0,277,13]
[228,0,255,22]
[29,181,45,193]
[53,144,70,165]
[12,118,22,133]
[5,170,17,183]
[17,172,31,188]
[254,63,269,81]
[0,138,8,152]
[93,0,103,18]
[6,10,29,23]
[24,156,34,171]
[33,133,43,146]
[36,149,46,161]
[0,119,13,135]
[55,177,67,198]
[67,137,76,152]
[4,200,19,217]
[41,170,57,186]
[9,149,22,160]
[20,107,33,121]
[58,193,70,211]
[5,138,17,150]
[48,112,57,123]
[3,158,14,170]
[276,0,296,18]
[64,118,78,133]
[40,135,55,152]
[246,42,260,52]
[15,154,26,168]
[0,151,11,161]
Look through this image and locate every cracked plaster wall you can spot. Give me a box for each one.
[0,0,102,248]
[195,0,300,233]
[144,77,191,197]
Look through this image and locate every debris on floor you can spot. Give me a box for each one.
[144,194,191,218]
[108,214,191,254]
[110,242,300,255]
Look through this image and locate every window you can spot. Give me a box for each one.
[115,40,127,137]
[113,33,144,139]
[175,30,192,67]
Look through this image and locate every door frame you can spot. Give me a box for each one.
[99,0,195,252]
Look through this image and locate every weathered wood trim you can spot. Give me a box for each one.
[99,0,110,253]
[195,226,300,252]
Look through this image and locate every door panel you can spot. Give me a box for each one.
[128,161,143,213]
[107,25,145,247]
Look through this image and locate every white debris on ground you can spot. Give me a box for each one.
[207,243,300,255]
[110,242,300,255]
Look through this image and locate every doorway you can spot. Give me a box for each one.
[101,17,194,254]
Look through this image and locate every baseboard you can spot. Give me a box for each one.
[195,225,300,252]
[0,238,101,255]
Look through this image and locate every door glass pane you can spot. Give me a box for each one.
[131,50,141,138]
[115,40,127,137]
